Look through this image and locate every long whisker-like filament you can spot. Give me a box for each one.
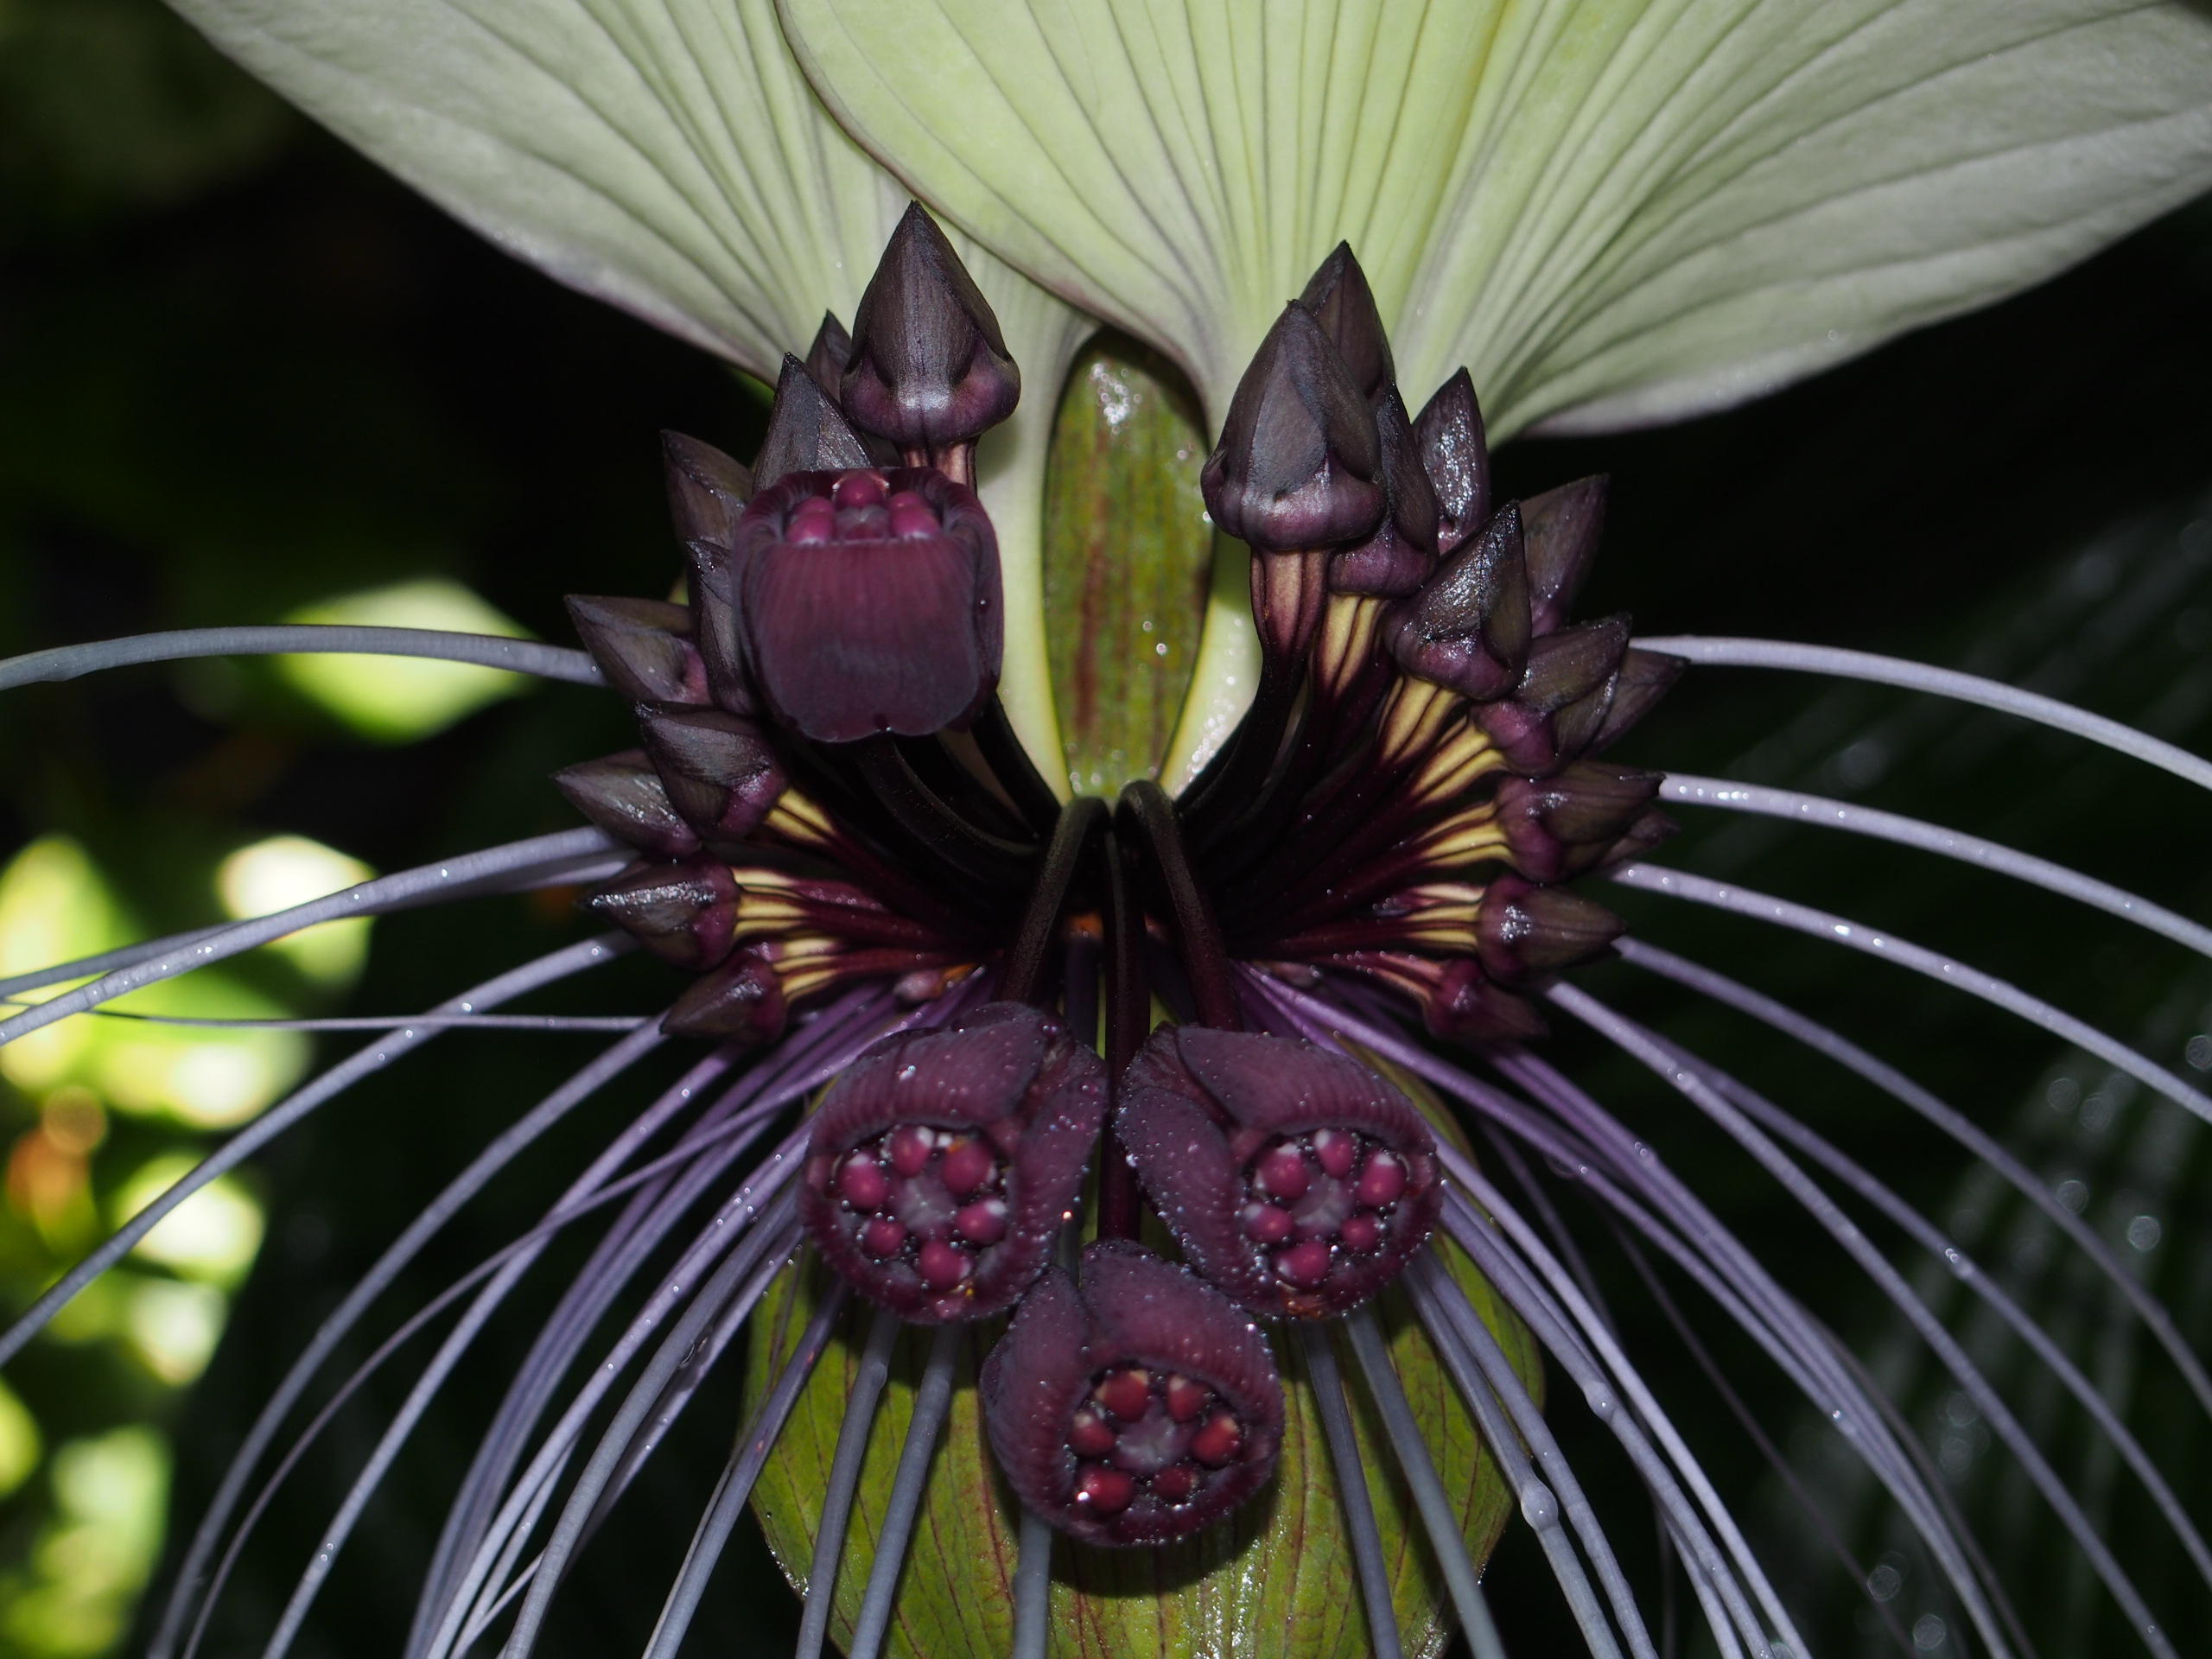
[796,1308,903,1659]
[0,626,604,691]
[1343,1306,1510,1659]
[1609,862,2212,1124]
[1010,1508,1054,1659]
[1300,1325,1408,1659]
[1617,937,2212,1419]
[1637,637,2212,792]
[60,1009,651,1032]
[845,1322,962,1659]
[641,1285,851,1659]
[1659,774,2212,959]
[0,934,627,1368]
[0,828,622,1047]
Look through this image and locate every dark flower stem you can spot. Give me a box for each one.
[852,735,1039,891]
[1118,779,1239,1030]
[999,797,1107,1006]
[973,694,1067,836]
[1097,828,1147,1243]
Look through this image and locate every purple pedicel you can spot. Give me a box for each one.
[733,467,1002,744]
[1116,1025,1443,1319]
[982,1241,1283,1547]
[798,1001,1104,1322]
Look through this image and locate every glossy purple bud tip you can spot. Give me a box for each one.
[1201,303,1383,554]
[753,354,874,492]
[634,703,786,842]
[662,430,752,551]
[1413,370,1491,551]
[842,202,1021,453]
[1116,1027,1444,1319]
[552,751,700,859]
[734,467,1003,743]
[582,856,739,970]
[566,594,709,707]
[1387,503,1531,702]
[1476,874,1625,982]
[1296,241,1395,403]
[982,1242,1283,1547]
[1522,474,1608,636]
[798,1003,1106,1323]
[1330,386,1440,599]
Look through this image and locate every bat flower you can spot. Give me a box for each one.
[4,3,2212,1659]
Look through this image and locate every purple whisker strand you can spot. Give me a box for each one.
[1342,1306,1510,1659]
[493,1182,807,1657]
[1402,1258,1644,1659]
[0,827,623,1047]
[1299,1325,1408,1659]
[411,988,906,1649]
[640,1282,850,1659]
[1618,937,2212,1420]
[85,1010,652,1032]
[230,1019,671,1659]
[1011,1506,1053,1659]
[1636,636,2212,793]
[1558,985,2196,1656]
[0,934,626,1369]
[0,624,606,692]
[162,1031,739,1659]
[845,1320,963,1659]
[1660,774,2212,960]
[795,1306,904,1659]
[1608,861,2212,1125]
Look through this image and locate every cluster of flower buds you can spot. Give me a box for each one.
[798,1002,1105,1322]
[1185,241,1681,1041]
[982,1241,1284,1546]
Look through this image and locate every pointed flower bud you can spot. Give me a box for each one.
[752,353,874,492]
[805,312,900,467]
[733,467,1002,743]
[1470,614,1630,774]
[661,430,752,553]
[1493,762,1663,882]
[1297,241,1395,402]
[1329,386,1440,599]
[582,855,739,969]
[1387,503,1530,702]
[1201,303,1383,553]
[633,703,786,842]
[565,594,708,706]
[1522,475,1608,636]
[1423,959,1548,1044]
[1591,647,1687,753]
[664,945,787,1044]
[1475,874,1624,982]
[842,202,1021,456]
[982,1241,1284,1547]
[1116,1026,1444,1319]
[552,750,700,859]
[798,1002,1107,1324]
[1414,370,1491,551]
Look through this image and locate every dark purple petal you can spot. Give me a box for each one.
[1413,369,1490,551]
[734,467,1002,743]
[551,751,701,858]
[582,856,739,969]
[1386,503,1530,702]
[842,201,1021,452]
[634,704,787,842]
[799,1002,1105,1323]
[565,594,709,706]
[1200,303,1383,553]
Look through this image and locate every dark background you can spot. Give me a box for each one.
[2,1,2209,1654]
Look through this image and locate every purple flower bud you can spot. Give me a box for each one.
[752,354,874,492]
[1297,242,1395,403]
[582,856,739,969]
[552,751,701,859]
[1414,370,1491,551]
[1330,386,1440,599]
[661,430,752,552]
[1475,874,1624,982]
[982,1241,1283,1547]
[632,703,786,842]
[1493,762,1663,881]
[1116,1027,1444,1319]
[842,202,1021,456]
[1422,960,1548,1043]
[1387,503,1531,702]
[1201,304,1383,553]
[564,595,709,706]
[1470,615,1630,773]
[733,467,1002,743]
[1586,806,1679,873]
[663,946,787,1044]
[799,1002,1106,1324]
[804,310,855,401]
[1522,475,1608,636]
[1590,647,1687,753]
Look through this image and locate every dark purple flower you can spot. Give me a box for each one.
[1116,1026,1444,1319]
[730,465,1003,743]
[982,1241,1284,1547]
[798,1001,1106,1322]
